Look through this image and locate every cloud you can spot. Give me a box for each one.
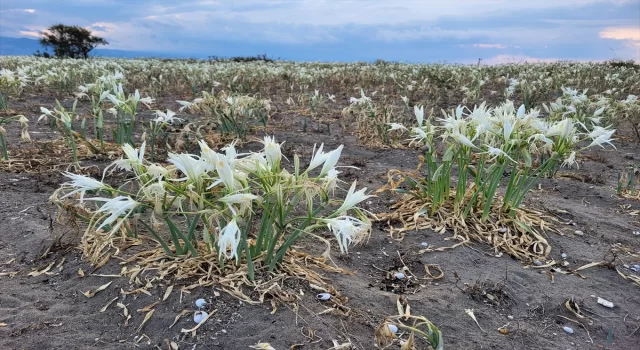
[599,26,640,41]
[481,55,562,64]
[18,30,40,37]
[473,43,508,49]
[1,0,638,61]
[23,9,36,13]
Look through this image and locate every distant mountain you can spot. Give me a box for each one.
[0,36,202,59]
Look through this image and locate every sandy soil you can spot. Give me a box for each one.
[1,93,639,350]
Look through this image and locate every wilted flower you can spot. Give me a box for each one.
[217,218,241,261]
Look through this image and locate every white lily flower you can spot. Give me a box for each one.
[319,145,343,176]
[87,196,139,231]
[154,109,182,124]
[336,181,373,214]
[61,172,109,202]
[262,136,282,170]
[587,128,615,149]
[217,218,241,261]
[168,153,212,182]
[485,146,515,162]
[324,216,370,253]
[219,193,257,215]
[307,143,327,172]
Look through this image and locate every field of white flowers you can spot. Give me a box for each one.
[0,56,639,349]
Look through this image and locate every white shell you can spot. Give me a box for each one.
[195,298,207,308]
[393,273,406,280]
[533,260,543,266]
[498,227,507,233]
[561,253,568,259]
[420,242,429,247]
[194,311,208,324]
[597,297,614,308]
[574,230,584,236]
[317,293,331,301]
[563,326,574,334]
[387,324,399,334]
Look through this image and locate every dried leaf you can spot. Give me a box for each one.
[100,297,118,312]
[137,301,160,313]
[162,285,173,301]
[180,309,216,334]
[27,261,55,277]
[136,309,155,332]
[169,310,191,329]
[82,281,113,298]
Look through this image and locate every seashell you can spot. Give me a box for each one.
[561,253,568,259]
[317,293,331,301]
[563,326,574,334]
[498,227,507,233]
[195,298,207,308]
[533,260,543,266]
[420,242,429,247]
[393,272,406,280]
[387,324,399,334]
[597,297,614,308]
[194,311,208,324]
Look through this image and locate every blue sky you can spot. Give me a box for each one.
[0,0,639,63]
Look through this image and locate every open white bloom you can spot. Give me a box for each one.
[154,109,182,124]
[324,216,370,253]
[87,196,139,231]
[219,193,258,215]
[168,153,211,182]
[307,143,327,172]
[319,145,343,176]
[485,146,515,162]
[335,181,373,214]
[60,172,109,202]
[217,219,241,261]
[587,128,615,149]
[115,141,146,172]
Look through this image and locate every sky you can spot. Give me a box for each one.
[0,0,639,63]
